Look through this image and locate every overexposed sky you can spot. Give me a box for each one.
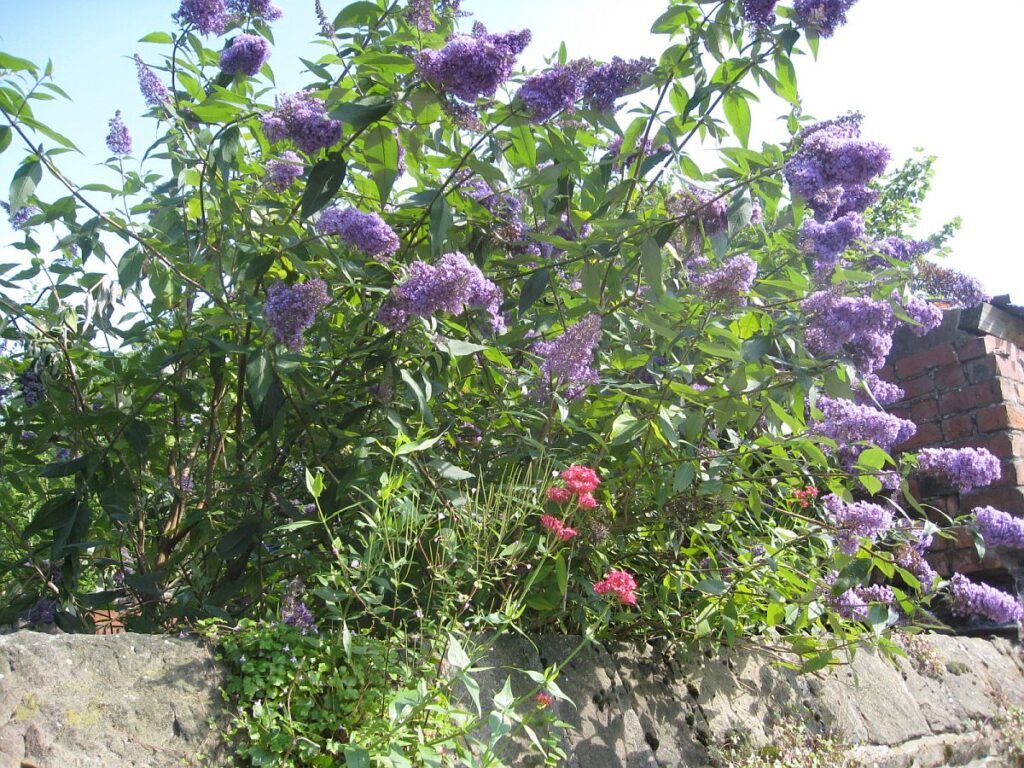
[1,0,1020,299]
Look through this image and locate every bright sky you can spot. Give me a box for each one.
[0,0,1019,300]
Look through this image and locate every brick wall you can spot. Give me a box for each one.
[880,303,1024,579]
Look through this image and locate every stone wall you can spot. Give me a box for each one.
[2,631,1022,767]
[881,302,1024,581]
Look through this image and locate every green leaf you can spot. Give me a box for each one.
[139,32,174,44]
[518,269,549,313]
[333,1,382,30]
[429,195,452,259]
[446,636,471,670]
[124,418,152,455]
[831,558,872,595]
[695,578,728,596]
[330,95,394,131]
[723,92,751,148]
[9,159,42,211]
[0,126,11,155]
[509,124,537,168]
[640,238,663,298]
[437,338,486,357]
[395,435,441,456]
[305,469,325,499]
[118,247,145,289]
[301,153,347,218]
[0,52,38,73]
[344,746,371,768]
[428,459,474,481]
[673,463,695,493]
[610,413,644,444]
[39,454,92,478]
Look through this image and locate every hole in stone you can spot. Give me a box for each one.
[644,731,660,753]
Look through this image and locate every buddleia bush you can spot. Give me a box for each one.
[0,0,1019,676]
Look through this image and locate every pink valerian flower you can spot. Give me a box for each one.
[540,515,578,542]
[593,569,638,606]
[577,492,599,510]
[536,691,554,708]
[546,486,572,504]
[792,486,819,508]
[561,465,600,495]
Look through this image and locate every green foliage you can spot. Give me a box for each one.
[0,0,980,762]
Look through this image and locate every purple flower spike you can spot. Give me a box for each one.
[105,111,132,156]
[974,506,1024,550]
[135,55,170,107]
[916,447,1001,493]
[175,0,229,35]
[824,494,893,554]
[950,573,1022,624]
[263,279,331,351]
[316,207,400,260]
[262,92,342,155]
[533,313,603,400]
[416,23,531,102]
[220,34,271,77]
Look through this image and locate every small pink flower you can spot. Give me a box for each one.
[536,691,554,708]
[577,492,598,510]
[546,486,573,503]
[561,465,600,495]
[593,569,638,606]
[540,514,578,542]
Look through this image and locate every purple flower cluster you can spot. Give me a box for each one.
[263,278,331,351]
[177,473,195,495]
[895,543,938,593]
[281,594,317,634]
[316,207,400,260]
[3,203,40,230]
[315,0,335,37]
[105,111,132,156]
[794,0,859,38]
[802,291,897,373]
[174,0,228,35]
[607,135,670,171]
[416,23,531,102]
[134,55,170,107]
[856,373,904,407]
[916,447,1001,493]
[867,236,934,266]
[220,34,271,76]
[28,597,56,625]
[668,187,729,238]
[582,57,655,112]
[690,255,758,304]
[833,584,894,621]
[742,0,779,29]
[812,396,915,463]
[902,296,943,337]
[406,0,435,31]
[516,63,588,123]
[824,493,893,554]
[799,212,864,277]
[974,506,1024,550]
[262,92,342,154]
[18,370,45,406]
[915,262,989,308]
[949,573,1022,624]
[784,116,889,222]
[377,252,504,332]
[227,0,282,20]
[533,314,603,400]
[266,151,303,191]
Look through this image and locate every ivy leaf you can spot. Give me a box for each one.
[300,153,346,218]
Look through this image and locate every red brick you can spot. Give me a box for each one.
[949,546,1002,575]
[911,399,940,423]
[925,551,951,578]
[978,403,1024,432]
[898,421,943,452]
[934,363,966,389]
[952,525,974,549]
[877,363,895,381]
[962,487,1024,514]
[956,336,990,361]
[899,375,934,401]
[895,345,957,378]
[938,379,1008,415]
[889,405,912,421]
[967,354,1024,385]
[941,413,974,441]
[947,432,1024,459]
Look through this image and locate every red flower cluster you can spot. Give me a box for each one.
[593,569,638,606]
[546,464,600,508]
[540,514,578,542]
[792,485,819,508]
[535,691,554,708]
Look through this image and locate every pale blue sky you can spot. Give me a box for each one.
[1,1,1019,299]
